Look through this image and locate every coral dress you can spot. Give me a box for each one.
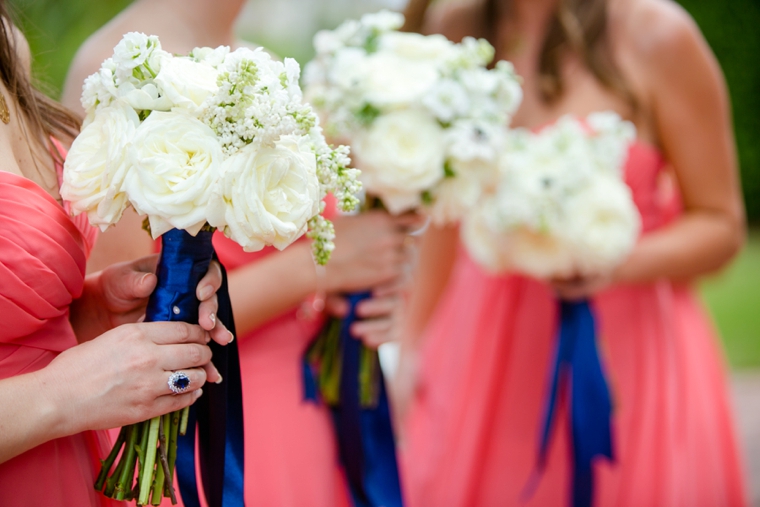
[0,162,119,506]
[213,233,351,507]
[402,142,748,507]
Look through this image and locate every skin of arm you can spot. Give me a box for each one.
[553,0,745,298]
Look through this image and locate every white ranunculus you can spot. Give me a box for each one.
[563,175,641,276]
[361,51,439,107]
[155,57,219,115]
[62,100,140,230]
[208,135,320,252]
[353,109,445,214]
[124,111,223,237]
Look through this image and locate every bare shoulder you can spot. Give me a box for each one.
[424,0,482,41]
[617,0,710,74]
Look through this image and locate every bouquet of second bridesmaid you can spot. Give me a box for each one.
[61,32,359,506]
[302,11,522,507]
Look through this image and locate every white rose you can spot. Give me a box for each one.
[562,175,641,276]
[62,100,139,230]
[361,51,439,107]
[353,109,445,214]
[461,198,511,272]
[426,170,482,225]
[208,135,320,251]
[124,111,223,237]
[379,32,456,63]
[155,57,219,115]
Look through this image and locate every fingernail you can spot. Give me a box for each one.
[140,273,152,286]
[195,388,203,398]
[228,331,235,344]
[209,313,216,328]
[215,374,223,384]
[199,285,214,300]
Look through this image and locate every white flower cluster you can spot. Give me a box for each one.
[304,11,522,222]
[63,33,360,264]
[462,113,641,279]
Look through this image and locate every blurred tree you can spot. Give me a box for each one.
[676,0,760,223]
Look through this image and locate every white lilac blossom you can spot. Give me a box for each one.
[303,10,522,223]
[462,113,640,279]
[65,33,359,264]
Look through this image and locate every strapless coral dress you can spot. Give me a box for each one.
[0,164,121,506]
[402,142,748,506]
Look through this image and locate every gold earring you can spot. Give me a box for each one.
[0,92,10,124]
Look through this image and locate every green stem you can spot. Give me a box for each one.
[104,443,127,498]
[165,410,180,499]
[359,345,380,408]
[138,416,160,506]
[95,426,127,492]
[115,425,139,500]
[179,406,190,436]
[157,413,177,504]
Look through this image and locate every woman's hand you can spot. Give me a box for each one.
[44,322,220,435]
[71,255,231,345]
[549,271,615,301]
[0,321,221,463]
[325,273,412,349]
[324,211,422,293]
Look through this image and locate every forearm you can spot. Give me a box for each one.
[617,210,744,285]
[228,242,318,336]
[0,369,69,464]
[400,225,459,353]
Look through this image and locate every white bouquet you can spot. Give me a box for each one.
[63,32,360,264]
[463,113,641,279]
[303,10,522,224]
[60,33,361,506]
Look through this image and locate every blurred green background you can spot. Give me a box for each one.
[7,0,759,369]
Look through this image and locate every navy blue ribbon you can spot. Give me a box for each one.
[305,291,404,507]
[534,299,614,507]
[144,228,245,507]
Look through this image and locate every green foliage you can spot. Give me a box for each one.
[700,229,760,369]
[676,0,760,222]
[7,0,132,99]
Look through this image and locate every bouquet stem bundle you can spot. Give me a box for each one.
[95,408,187,505]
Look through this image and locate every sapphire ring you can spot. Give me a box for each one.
[168,371,191,394]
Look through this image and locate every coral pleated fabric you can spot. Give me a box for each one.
[402,142,749,507]
[0,165,118,506]
[213,227,351,507]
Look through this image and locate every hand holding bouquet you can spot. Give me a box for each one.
[61,33,360,506]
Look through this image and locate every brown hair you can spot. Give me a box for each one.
[0,2,80,158]
[405,0,636,108]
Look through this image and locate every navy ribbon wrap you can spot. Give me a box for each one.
[144,228,246,507]
[533,299,614,507]
[305,291,404,507]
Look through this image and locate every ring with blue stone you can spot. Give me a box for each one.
[168,371,191,394]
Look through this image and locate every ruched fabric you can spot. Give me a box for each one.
[0,161,118,506]
[402,142,749,507]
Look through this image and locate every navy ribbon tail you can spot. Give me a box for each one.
[534,299,614,507]
[329,291,404,507]
[144,229,245,507]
